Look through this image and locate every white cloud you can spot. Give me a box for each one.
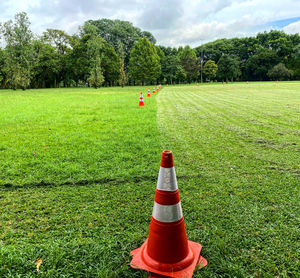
[283,21,300,34]
[137,0,184,31]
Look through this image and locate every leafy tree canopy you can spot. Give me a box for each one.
[32,40,60,88]
[69,30,120,86]
[82,19,156,65]
[43,29,73,55]
[203,60,218,81]
[245,48,279,81]
[217,54,241,82]
[128,37,161,84]
[1,12,33,89]
[178,45,200,82]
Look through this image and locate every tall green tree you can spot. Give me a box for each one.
[1,12,33,90]
[31,40,60,88]
[67,35,90,86]
[42,29,73,87]
[88,56,104,88]
[68,25,120,87]
[178,46,200,82]
[0,48,5,87]
[161,54,182,84]
[217,54,241,82]
[86,34,105,88]
[128,37,161,84]
[101,42,120,86]
[175,65,186,83]
[158,46,183,84]
[203,60,218,81]
[155,46,165,83]
[118,58,127,87]
[82,19,156,66]
[289,44,300,79]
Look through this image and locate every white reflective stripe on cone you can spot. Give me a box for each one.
[152,201,183,223]
[157,167,178,191]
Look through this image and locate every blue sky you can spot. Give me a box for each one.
[0,0,300,47]
[269,16,300,28]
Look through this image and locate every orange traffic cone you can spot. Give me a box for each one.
[157,87,159,92]
[197,83,199,86]
[153,88,155,94]
[139,96,144,106]
[147,89,151,97]
[246,81,248,85]
[167,84,168,87]
[130,150,207,278]
[222,81,224,86]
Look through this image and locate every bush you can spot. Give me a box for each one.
[267,63,292,81]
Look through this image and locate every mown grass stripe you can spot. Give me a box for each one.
[157,83,299,277]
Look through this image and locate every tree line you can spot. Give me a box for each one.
[0,12,300,90]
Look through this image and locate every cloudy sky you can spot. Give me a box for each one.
[1,0,300,47]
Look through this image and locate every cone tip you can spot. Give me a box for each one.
[160,150,174,168]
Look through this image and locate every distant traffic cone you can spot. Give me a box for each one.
[139,96,144,106]
[157,87,159,92]
[222,81,224,86]
[130,150,207,278]
[167,84,168,87]
[246,81,248,85]
[147,89,151,97]
[197,83,199,86]
[153,88,155,94]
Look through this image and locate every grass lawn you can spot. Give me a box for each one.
[0,82,299,277]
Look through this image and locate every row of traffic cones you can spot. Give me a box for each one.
[139,85,162,107]
[221,81,279,86]
[130,150,207,277]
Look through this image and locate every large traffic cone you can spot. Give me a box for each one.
[130,150,207,278]
[147,89,151,97]
[139,96,144,106]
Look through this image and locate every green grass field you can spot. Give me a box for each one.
[0,82,299,277]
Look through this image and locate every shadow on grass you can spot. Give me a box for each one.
[1,174,204,190]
